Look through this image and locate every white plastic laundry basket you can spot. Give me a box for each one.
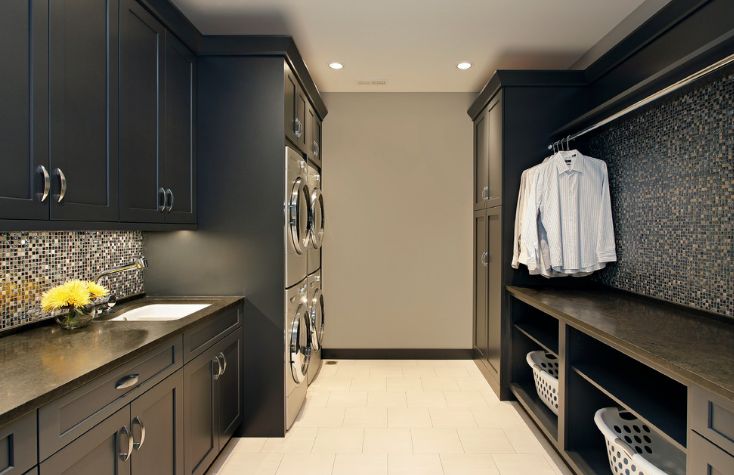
[525,351,559,415]
[594,407,685,475]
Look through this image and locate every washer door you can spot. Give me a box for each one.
[308,188,325,249]
[290,303,312,383]
[289,177,311,254]
[310,288,325,350]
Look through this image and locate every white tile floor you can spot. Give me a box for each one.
[207,360,572,475]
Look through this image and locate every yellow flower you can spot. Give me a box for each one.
[41,280,92,312]
[86,281,109,299]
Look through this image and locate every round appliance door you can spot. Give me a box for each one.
[289,177,311,254]
[308,188,324,249]
[309,288,325,350]
[290,303,312,383]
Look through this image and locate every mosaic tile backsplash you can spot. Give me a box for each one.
[1,231,145,332]
[580,69,734,318]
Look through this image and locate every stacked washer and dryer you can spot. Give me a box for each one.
[284,146,326,430]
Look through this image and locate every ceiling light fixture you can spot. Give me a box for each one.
[457,62,472,70]
[329,62,344,70]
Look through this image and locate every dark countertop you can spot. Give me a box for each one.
[507,286,734,401]
[0,295,243,426]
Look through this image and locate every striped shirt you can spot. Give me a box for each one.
[521,151,616,275]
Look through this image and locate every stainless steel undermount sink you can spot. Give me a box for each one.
[109,303,211,321]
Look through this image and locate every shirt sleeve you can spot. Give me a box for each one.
[596,162,617,262]
[511,171,527,269]
[519,167,543,268]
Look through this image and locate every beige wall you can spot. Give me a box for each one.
[321,92,474,349]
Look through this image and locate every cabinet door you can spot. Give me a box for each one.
[688,430,734,475]
[119,0,165,223]
[486,207,502,373]
[474,211,488,359]
[214,331,243,447]
[487,95,502,207]
[0,412,36,475]
[162,32,195,224]
[473,109,489,209]
[284,68,301,148]
[130,370,184,475]
[39,405,131,475]
[0,0,48,220]
[48,0,118,221]
[183,343,219,475]
[306,105,322,165]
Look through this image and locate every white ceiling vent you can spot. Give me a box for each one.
[357,80,387,86]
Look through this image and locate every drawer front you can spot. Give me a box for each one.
[183,305,242,363]
[0,411,37,475]
[688,430,734,475]
[690,385,734,455]
[39,335,183,460]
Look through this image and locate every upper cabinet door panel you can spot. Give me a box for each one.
[0,0,49,220]
[49,0,119,221]
[119,0,165,223]
[474,111,489,208]
[284,68,298,147]
[487,96,502,207]
[163,32,195,224]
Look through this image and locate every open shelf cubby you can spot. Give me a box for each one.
[511,298,559,355]
[568,329,688,452]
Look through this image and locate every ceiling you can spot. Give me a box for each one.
[171,0,668,92]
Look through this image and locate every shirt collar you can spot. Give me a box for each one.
[553,150,583,174]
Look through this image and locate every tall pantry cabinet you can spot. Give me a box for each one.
[469,72,584,397]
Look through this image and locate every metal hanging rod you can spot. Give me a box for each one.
[547,52,734,151]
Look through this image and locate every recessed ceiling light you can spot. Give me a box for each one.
[457,62,472,70]
[329,62,344,70]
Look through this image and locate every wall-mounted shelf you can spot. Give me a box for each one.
[513,322,558,356]
[510,382,558,441]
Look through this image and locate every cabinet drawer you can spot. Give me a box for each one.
[39,335,182,460]
[0,411,37,475]
[688,430,734,475]
[183,305,242,363]
[689,385,734,456]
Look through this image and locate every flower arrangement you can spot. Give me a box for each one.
[41,280,109,329]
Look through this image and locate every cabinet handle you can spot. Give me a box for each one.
[54,168,67,203]
[217,352,227,376]
[481,251,488,266]
[132,416,146,450]
[38,165,50,202]
[115,373,140,390]
[118,425,133,462]
[313,140,320,157]
[166,188,174,212]
[212,356,222,380]
[481,186,489,201]
[158,187,167,212]
[294,118,303,138]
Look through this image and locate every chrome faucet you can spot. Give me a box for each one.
[95,257,148,313]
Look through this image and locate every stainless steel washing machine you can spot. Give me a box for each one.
[306,163,324,276]
[285,278,311,429]
[286,147,310,289]
[306,270,324,385]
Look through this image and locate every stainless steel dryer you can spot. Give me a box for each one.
[285,278,311,429]
[306,163,324,276]
[286,147,311,289]
[306,270,324,385]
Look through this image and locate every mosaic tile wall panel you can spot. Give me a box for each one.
[580,69,734,318]
[1,231,145,331]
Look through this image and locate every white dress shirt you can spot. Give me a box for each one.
[528,150,617,273]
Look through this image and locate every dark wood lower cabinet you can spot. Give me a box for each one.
[130,371,184,475]
[184,330,242,475]
[40,405,131,475]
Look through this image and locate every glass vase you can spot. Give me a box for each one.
[55,306,95,330]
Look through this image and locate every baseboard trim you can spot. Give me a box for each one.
[321,348,473,360]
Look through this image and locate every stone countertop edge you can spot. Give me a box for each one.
[506,285,734,402]
[0,295,244,427]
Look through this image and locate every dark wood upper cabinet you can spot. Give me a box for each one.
[473,93,502,209]
[119,0,165,223]
[306,105,322,166]
[473,111,489,209]
[0,0,48,221]
[162,32,196,224]
[284,66,307,153]
[48,0,119,222]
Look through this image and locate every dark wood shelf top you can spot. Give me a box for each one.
[507,286,734,401]
[510,382,558,441]
[573,363,687,452]
[514,322,559,356]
